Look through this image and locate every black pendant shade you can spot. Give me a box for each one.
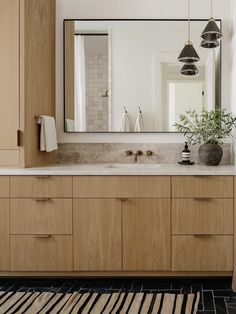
[200,39,220,49]
[178,41,200,63]
[201,18,223,41]
[181,63,199,76]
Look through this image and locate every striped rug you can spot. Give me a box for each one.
[0,291,200,314]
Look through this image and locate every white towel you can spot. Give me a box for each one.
[65,119,76,132]
[134,113,144,132]
[39,115,58,152]
[119,112,131,132]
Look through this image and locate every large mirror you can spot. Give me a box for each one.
[64,19,221,133]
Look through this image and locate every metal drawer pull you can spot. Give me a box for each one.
[120,198,128,202]
[33,235,52,239]
[35,176,50,179]
[35,198,51,202]
[193,234,213,238]
[194,198,211,201]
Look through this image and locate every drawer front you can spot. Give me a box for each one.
[10,235,73,271]
[172,199,233,235]
[10,176,72,197]
[73,176,171,198]
[172,176,233,198]
[0,176,9,197]
[10,199,72,235]
[0,199,9,271]
[172,235,233,271]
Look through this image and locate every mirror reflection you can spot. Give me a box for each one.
[64,20,221,133]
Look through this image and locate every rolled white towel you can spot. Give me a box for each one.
[39,115,58,152]
[135,112,144,132]
[119,112,131,132]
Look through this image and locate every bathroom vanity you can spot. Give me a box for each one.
[0,164,235,289]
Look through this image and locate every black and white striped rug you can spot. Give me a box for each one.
[0,291,200,313]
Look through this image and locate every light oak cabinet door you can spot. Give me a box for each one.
[172,176,233,198]
[73,199,122,271]
[10,176,72,197]
[172,235,233,271]
[0,199,9,270]
[123,199,171,271]
[172,199,233,235]
[10,235,73,271]
[10,199,72,235]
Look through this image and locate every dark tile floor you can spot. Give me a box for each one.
[0,277,235,313]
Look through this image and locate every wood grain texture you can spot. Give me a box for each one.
[123,199,171,271]
[10,199,72,235]
[172,176,233,198]
[65,21,75,121]
[172,235,233,271]
[172,199,233,235]
[10,235,73,271]
[73,176,171,198]
[73,199,122,271]
[0,177,9,197]
[0,150,20,166]
[21,0,56,167]
[0,199,9,270]
[0,0,20,151]
[10,176,72,197]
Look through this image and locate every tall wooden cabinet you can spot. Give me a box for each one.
[0,0,55,167]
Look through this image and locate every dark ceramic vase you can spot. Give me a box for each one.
[199,144,223,166]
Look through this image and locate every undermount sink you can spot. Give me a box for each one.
[105,163,162,169]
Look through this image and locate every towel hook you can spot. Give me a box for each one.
[123,106,128,113]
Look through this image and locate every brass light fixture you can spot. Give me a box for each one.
[200,0,222,48]
[178,0,200,64]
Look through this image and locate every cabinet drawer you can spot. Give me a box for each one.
[172,176,233,198]
[10,176,72,197]
[10,235,73,271]
[0,176,9,197]
[0,199,9,271]
[10,199,72,235]
[73,176,170,198]
[172,199,233,235]
[172,235,233,271]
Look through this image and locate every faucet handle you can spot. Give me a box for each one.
[145,150,153,157]
[125,150,133,157]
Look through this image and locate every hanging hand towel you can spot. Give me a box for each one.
[119,112,131,132]
[39,115,58,152]
[65,119,76,132]
[134,112,144,132]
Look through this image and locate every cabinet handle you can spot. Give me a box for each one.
[33,235,52,239]
[35,176,50,179]
[193,234,213,238]
[194,198,211,201]
[34,198,52,202]
[119,198,128,202]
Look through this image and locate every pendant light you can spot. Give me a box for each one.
[200,0,222,48]
[181,63,199,76]
[178,0,200,63]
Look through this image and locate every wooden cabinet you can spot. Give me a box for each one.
[123,199,171,271]
[10,198,72,235]
[0,199,9,270]
[172,235,233,271]
[0,0,55,167]
[73,199,122,271]
[10,176,72,197]
[172,176,233,198]
[10,235,73,271]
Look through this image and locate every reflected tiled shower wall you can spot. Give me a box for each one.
[85,55,108,131]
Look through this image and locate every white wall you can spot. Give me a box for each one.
[56,0,232,143]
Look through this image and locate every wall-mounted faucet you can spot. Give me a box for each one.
[125,150,154,162]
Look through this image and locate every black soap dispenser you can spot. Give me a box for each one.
[178,142,195,165]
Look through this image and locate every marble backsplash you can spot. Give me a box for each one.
[56,143,233,165]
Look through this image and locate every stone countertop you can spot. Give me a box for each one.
[0,163,235,175]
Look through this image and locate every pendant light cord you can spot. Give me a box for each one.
[211,0,213,18]
[188,0,190,42]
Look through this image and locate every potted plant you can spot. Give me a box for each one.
[175,109,236,166]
